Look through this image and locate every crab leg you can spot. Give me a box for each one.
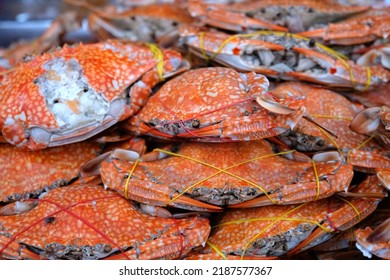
[287,175,387,256]
[299,14,390,45]
[188,1,287,32]
[287,47,389,91]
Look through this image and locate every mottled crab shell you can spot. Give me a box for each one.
[100,140,353,208]
[129,67,312,141]
[0,141,103,203]
[186,176,385,259]
[0,40,184,150]
[0,184,210,260]
[272,82,390,172]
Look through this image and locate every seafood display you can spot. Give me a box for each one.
[0,0,389,260]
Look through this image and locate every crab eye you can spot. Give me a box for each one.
[309,39,316,48]
[191,119,200,128]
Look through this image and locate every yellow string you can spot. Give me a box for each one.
[362,66,372,92]
[311,114,352,121]
[238,202,335,259]
[311,159,320,201]
[153,148,295,205]
[317,126,343,155]
[213,217,330,233]
[199,32,209,61]
[337,197,362,223]
[346,135,375,164]
[123,157,140,200]
[206,241,228,260]
[145,43,164,81]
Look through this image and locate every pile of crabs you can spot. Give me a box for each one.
[0,0,389,260]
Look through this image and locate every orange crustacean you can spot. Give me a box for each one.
[98,139,353,211]
[183,175,386,260]
[0,184,210,260]
[186,0,370,33]
[127,67,320,141]
[270,82,390,173]
[179,26,390,91]
[65,0,196,45]
[0,40,189,150]
[0,141,103,203]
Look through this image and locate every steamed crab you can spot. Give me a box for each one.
[187,0,370,33]
[184,175,386,259]
[0,184,210,259]
[65,0,196,45]
[0,141,103,203]
[270,82,390,173]
[179,26,390,91]
[0,40,188,150]
[99,139,353,211]
[127,67,320,141]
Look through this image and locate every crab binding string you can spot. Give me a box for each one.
[209,202,332,259]
[206,241,228,260]
[327,196,362,231]
[124,157,140,200]
[346,135,375,165]
[145,43,165,82]
[0,195,131,260]
[310,114,352,156]
[197,30,370,90]
[311,159,321,201]
[153,148,296,206]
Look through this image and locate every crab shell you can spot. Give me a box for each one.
[0,184,210,260]
[100,139,353,209]
[185,175,386,259]
[0,40,187,150]
[272,82,390,172]
[128,67,311,141]
[0,141,103,203]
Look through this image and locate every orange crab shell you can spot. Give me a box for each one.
[271,82,390,172]
[0,141,103,203]
[100,139,353,209]
[128,67,312,142]
[0,40,185,150]
[0,184,210,260]
[190,175,385,259]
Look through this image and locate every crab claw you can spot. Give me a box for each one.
[299,14,390,45]
[350,106,390,147]
[355,218,390,259]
